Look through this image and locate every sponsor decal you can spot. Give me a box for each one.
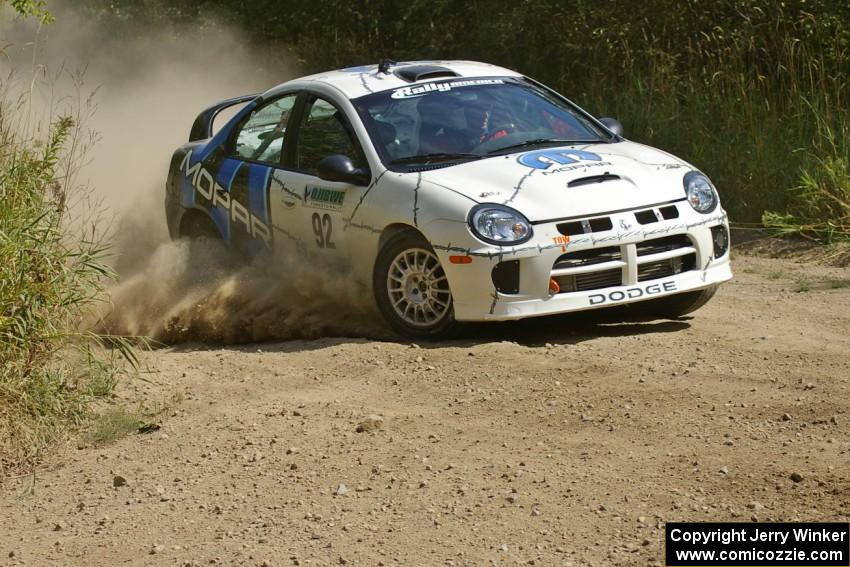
[390,79,505,99]
[518,148,604,170]
[588,281,678,305]
[179,151,271,248]
[305,186,346,210]
[552,235,570,246]
[545,161,614,176]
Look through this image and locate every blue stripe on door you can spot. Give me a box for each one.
[248,165,271,223]
[247,164,272,256]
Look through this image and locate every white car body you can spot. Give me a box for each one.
[167,60,732,331]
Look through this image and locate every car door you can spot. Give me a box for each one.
[271,94,371,263]
[205,93,299,258]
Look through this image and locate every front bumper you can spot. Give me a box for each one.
[431,199,732,322]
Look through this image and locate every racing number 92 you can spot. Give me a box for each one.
[312,212,335,249]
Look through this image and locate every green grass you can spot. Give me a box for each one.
[577,30,848,233]
[302,2,850,235]
[791,278,850,292]
[83,407,143,446]
[82,391,183,447]
[0,72,138,472]
[73,0,850,238]
[762,153,850,243]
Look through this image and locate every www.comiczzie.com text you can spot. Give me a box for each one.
[666,522,849,566]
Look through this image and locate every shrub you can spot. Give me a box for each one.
[78,0,850,231]
[0,80,134,471]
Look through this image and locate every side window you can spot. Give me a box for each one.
[295,97,366,175]
[232,94,297,163]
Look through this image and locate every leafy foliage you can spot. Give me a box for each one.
[6,0,53,23]
[76,0,849,235]
[0,92,135,471]
[762,155,850,242]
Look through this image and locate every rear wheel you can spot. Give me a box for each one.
[178,212,241,274]
[373,230,459,339]
[628,285,719,319]
[179,212,221,243]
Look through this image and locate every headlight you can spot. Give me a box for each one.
[469,204,533,245]
[683,171,718,213]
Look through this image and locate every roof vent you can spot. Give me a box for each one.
[393,64,460,83]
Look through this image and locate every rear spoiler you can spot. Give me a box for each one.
[188,93,260,142]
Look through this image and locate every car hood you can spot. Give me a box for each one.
[420,141,693,221]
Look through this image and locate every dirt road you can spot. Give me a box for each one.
[2,252,849,567]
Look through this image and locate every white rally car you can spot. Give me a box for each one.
[165,60,732,338]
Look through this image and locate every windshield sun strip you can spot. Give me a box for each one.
[352,76,615,170]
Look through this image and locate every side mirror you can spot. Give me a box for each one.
[599,117,624,137]
[317,155,370,186]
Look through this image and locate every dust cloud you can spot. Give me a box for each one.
[103,242,386,343]
[2,5,386,343]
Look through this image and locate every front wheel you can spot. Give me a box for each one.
[373,230,459,340]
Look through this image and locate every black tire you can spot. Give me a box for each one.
[178,212,242,274]
[628,285,719,319]
[373,230,459,340]
[179,212,221,242]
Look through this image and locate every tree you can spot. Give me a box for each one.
[6,0,53,23]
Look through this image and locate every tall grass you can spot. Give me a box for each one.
[78,0,850,238]
[216,1,850,236]
[568,10,849,234]
[0,68,135,472]
[762,153,850,242]
[760,101,850,242]
[493,3,850,236]
[261,1,850,235]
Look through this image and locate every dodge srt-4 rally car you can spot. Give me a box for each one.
[165,60,732,338]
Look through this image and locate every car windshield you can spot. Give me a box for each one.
[352,77,613,167]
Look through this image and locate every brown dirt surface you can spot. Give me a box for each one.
[2,251,849,567]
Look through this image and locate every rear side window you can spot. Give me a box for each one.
[232,94,297,163]
[295,97,366,175]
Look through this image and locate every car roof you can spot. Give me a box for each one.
[262,60,523,100]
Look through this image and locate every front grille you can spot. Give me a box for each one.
[638,256,693,281]
[550,234,697,294]
[634,209,658,224]
[575,269,622,291]
[556,216,613,236]
[636,234,692,256]
[634,204,680,225]
[638,235,696,281]
[660,205,679,220]
[552,246,624,293]
[553,246,621,268]
[557,204,682,237]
